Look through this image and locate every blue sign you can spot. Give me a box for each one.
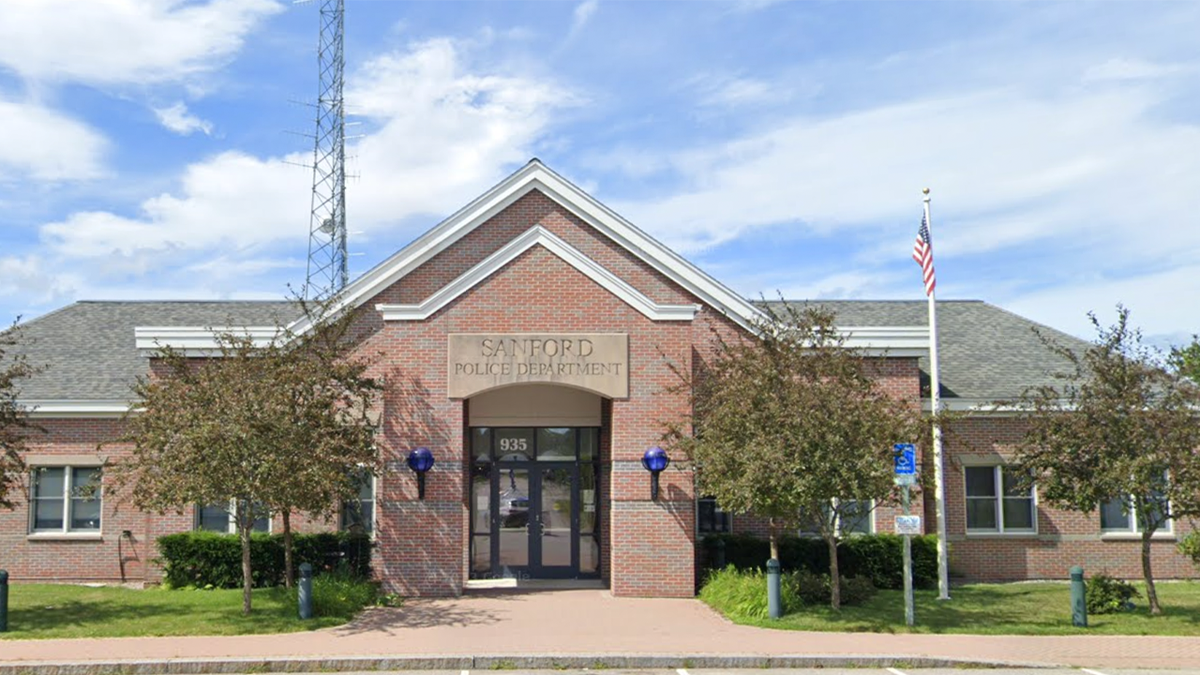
[893,443,916,475]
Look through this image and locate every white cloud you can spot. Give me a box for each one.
[0,0,283,86]
[1083,57,1194,83]
[153,102,214,136]
[611,87,1200,269]
[692,75,790,109]
[0,97,107,180]
[28,37,575,297]
[570,0,600,36]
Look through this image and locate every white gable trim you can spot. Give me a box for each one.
[291,160,764,334]
[134,326,282,356]
[376,226,700,322]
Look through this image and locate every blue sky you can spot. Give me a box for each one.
[2,0,1198,344]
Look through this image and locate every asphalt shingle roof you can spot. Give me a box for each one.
[10,301,298,401]
[8,299,1091,405]
[765,300,1093,402]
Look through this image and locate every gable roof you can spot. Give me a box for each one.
[299,158,766,333]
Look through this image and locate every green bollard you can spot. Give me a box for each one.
[1,569,8,632]
[1070,566,1087,627]
[298,563,313,620]
[766,558,782,619]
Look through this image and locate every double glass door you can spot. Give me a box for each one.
[470,427,600,580]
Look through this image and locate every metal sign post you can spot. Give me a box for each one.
[893,443,918,627]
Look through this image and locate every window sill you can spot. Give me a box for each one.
[965,531,1039,538]
[1100,532,1176,542]
[27,532,104,541]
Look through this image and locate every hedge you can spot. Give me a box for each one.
[701,532,939,590]
[157,530,373,589]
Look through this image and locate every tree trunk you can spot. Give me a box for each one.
[283,510,294,589]
[238,502,253,616]
[827,533,841,611]
[1142,527,1161,615]
[768,517,779,561]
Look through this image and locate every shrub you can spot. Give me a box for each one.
[698,566,800,619]
[1086,574,1139,614]
[702,533,938,590]
[295,569,379,618]
[157,530,373,589]
[1179,532,1200,568]
[787,569,876,606]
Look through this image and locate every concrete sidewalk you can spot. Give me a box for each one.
[2,589,1198,671]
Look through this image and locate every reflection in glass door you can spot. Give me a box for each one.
[469,427,600,580]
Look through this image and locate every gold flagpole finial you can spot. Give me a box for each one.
[922,187,930,195]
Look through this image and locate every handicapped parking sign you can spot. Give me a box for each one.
[893,443,916,475]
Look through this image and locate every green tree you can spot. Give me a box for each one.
[1169,335,1200,382]
[1011,307,1200,615]
[0,321,39,509]
[116,302,380,614]
[666,304,923,609]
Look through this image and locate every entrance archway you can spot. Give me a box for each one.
[467,385,604,580]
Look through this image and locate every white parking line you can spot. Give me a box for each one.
[1080,669,1109,675]
[886,668,908,675]
[461,670,469,675]
[676,669,689,675]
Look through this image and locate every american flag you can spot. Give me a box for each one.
[912,213,936,296]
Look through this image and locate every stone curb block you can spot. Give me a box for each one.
[0,654,1060,674]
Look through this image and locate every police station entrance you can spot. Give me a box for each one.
[469,426,601,580]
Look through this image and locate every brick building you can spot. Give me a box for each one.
[2,160,1194,594]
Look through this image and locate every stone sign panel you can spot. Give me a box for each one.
[448,333,629,398]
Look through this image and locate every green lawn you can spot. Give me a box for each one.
[707,581,1200,636]
[1,584,354,639]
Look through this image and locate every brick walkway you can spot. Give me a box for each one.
[2,589,1199,670]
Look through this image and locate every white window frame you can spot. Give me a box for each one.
[1100,493,1173,535]
[340,472,376,535]
[29,465,103,535]
[964,465,1037,535]
[195,501,272,534]
[798,499,875,537]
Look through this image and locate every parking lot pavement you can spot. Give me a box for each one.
[263,670,1198,675]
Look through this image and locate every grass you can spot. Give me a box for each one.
[1,584,363,639]
[703,577,1200,636]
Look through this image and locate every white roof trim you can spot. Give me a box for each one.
[135,326,282,356]
[376,226,700,322]
[839,326,930,357]
[294,159,765,334]
[922,398,1029,415]
[20,400,133,419]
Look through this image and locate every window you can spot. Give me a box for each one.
[799,499,874,536]
[341,472,375,534]
[964,465,1035,533]
[697,497,731,534]
[1100,492,1171,534]
[30,466,102,534]
[195,501,269,534]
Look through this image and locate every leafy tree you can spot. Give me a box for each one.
[1011,307,1200,615]
[1169,336,1200,383]
[666,304,923,609]
[1,321,40,509]
[115,302,380,614]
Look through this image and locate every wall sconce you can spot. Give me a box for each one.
[406,447,435,500]
[641,446,670,501]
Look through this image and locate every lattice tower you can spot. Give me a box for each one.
[304,0,347,299]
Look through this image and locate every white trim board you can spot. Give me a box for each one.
[376,226,699,322]
[135,326,282,356]
[20,400,133,419]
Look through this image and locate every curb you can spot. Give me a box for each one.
[0,654,1062,674]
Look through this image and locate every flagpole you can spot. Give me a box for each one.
[923,187,951,601]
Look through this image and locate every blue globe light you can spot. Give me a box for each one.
[407,447,435,474]
[641,446,670,473]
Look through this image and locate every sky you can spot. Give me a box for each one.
[1,0,1198,345]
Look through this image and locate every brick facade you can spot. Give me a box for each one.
[5,173,1197,594]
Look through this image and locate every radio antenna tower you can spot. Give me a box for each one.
[304,0,347,300]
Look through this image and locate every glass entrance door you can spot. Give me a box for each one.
[470,427,600,580]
